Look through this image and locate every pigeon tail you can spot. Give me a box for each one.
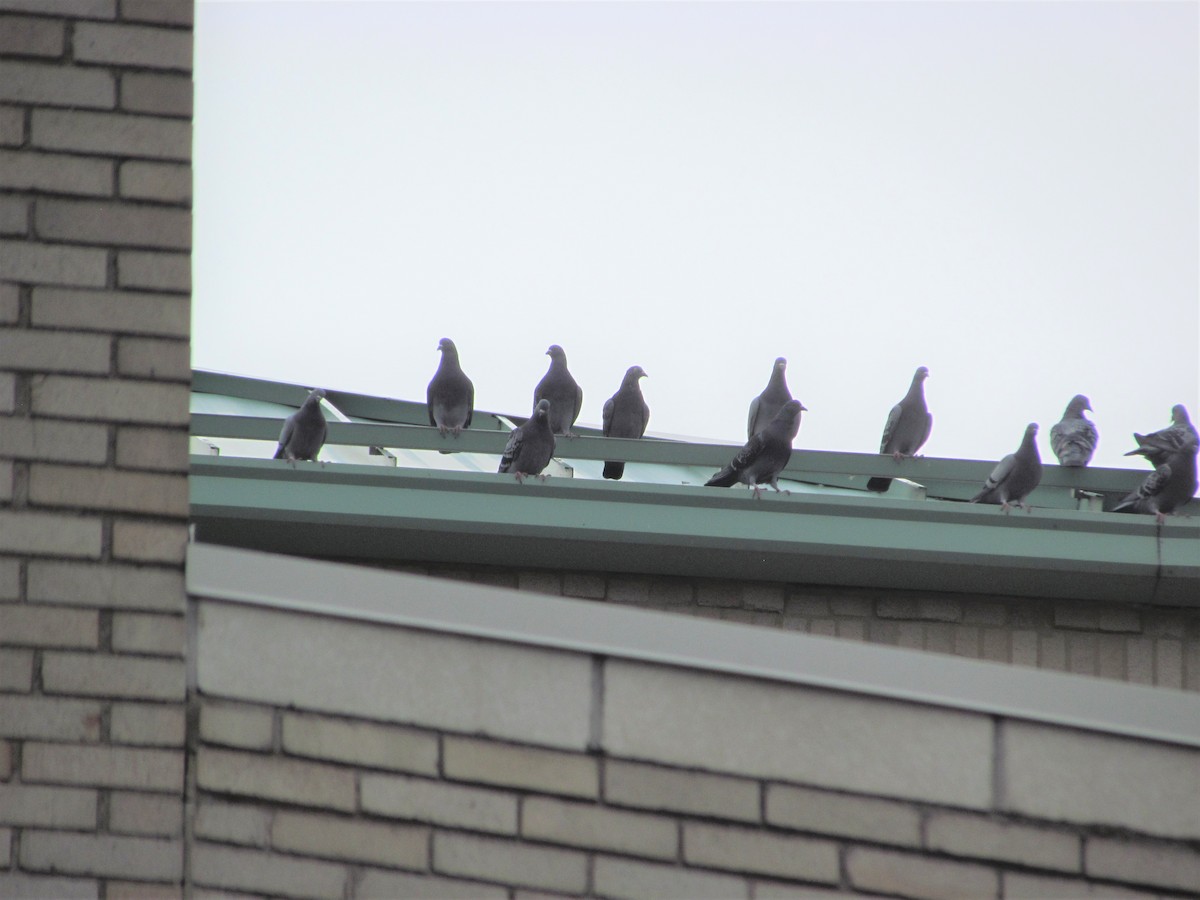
[603,461,626,480]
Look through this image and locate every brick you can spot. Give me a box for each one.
[606,759,760,822]
[0,14,64,57]
[1085,836,1200,892]
[1054,603,1097,631]
[962,600,1007,626]
[847,847,997,899]
[683,822,839,883]
[117,336,189,381]
[0,282,17,321]
[1156,638,1183,687]
[31,463,186,516]
[0,739,8,778]
[105,883,181,900]
[697,580,743,608]
[766,783,921,847]
[517,570,561,595]
[0,417,109,464]
[0,509,104,557]
[0,372,14,413]
[607,576,649,605]
[362,772,518,835]
[0,873,98,898]
[43,651,185,700]
[110,702,186,746]
[926,812,1079,871]
[433,833,588,895]
[36,198,190,250]
[0,0,115,15]
[196,747,355,812]
[112,612,185,655]
[0,60,114,108]
[356,869,508,900]
[282,711,438,774]
[982,628,1009,662]
[0,328,110,374]
[0,459,11,502]
[32,109,189,161]
[648,579,694,606]
[119,72,192,119]
[32,376,189,425]
[28,559,184,611]
[0,694,102,741]
[0,107,22,146]
[116,426,188,472]
[200,700,273,750]
[0,557,17,599]
[117,252,189,293]
[109,790,182,837]
[0,149,112,196]
[121,0,193,25]
[562,572,605,599]
[0,240,107,288]
[1040,633,1068,671]
[193,801,270,847]
[1003,871,1159,899]
[1098,607,1140,633]
[0,195,27,234]
[272,810,428,869]
[0,782,97,828]
[20,830,181,881]
[190,842,345,900]
[23,741,183,791]
[74,21,191,70]
[34,288,190,340]
[1096,634,1125,680]
[112,520,187,563]
[828,593,872,616]
[1011,630,1038,667]
[952,625,981,656]
[443,736,598,798]
[1002,720,1200,840]
[0,648,34,690]
[522,796,677,859]
[0,603,99,647]
[118,160,190,203]
[593,857,748,900]
[743,584,785,611]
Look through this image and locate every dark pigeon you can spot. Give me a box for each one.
[1113,445,1198,524]
[601,365,650,480]
[533,344,583,436]
[970,423,1043,513]
[427,338,474,446]
[1049,394,1098,467]
[748,357,793,438]
[867,366,932,492]
[273,388,328,464]
[498,398,556,481]
[1124,404,1199,467]
[707,399,806,498]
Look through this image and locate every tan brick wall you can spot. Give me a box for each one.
[0,0,192,895]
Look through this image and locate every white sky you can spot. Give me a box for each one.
[192,1,1199,471]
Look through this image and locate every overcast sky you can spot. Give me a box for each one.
[192,1,1198,472]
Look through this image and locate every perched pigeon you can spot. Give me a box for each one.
[273,388,327,464]
[747,357,793,438]
[867,366,932,492]
[1124,404,1199,467]
[601,365,650,480]
[498,398,556,481]
[1113,445,1198,524]
[970,423,1043,513]
[533,345,583,436]
[426,338,474,440]
[1049,394,1098,467]
[707,399,806,498]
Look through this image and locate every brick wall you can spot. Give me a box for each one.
[0,0,192,895]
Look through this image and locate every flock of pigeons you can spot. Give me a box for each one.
[272,339,1199,523]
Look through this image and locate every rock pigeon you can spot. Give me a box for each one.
[867,366,932,492]
[706,399,806,498]
[1113,445,1198,524]
[970,423,1043,513]
[747,357,793,439]
[498,398,556,481]
[533,345,583,436]
[274,389,328,464]
[1124,404,1199,467]
[426,337,474,440]
[1049,394,1098,467]
[601,365,650,480]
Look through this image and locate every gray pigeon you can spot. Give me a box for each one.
[1113,445,1198,524]
[747,357,793,438]
[970,423,1043,513]
[273,388,327,464]
[601,365,650,480]
[1049,394,1098,467]
[1124,404,1199,467]
[533,345,583,436]
[498,398,556,481]
[867,366,932,492]
[707,399,806,498]
[427,337,474,440]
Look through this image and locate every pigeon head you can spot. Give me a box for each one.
[1171,404,1191,425]
[780,399,807,417]
[1065,394,1091,415]
[546,345,567,363]
[437,337,458,355]
[305,389,326,405]
[774,357,787,371]
[914,366,930,382]
[1025,423,1039,439]
[625,365,648,382]
[533,398,551,421]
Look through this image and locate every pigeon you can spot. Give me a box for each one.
[747,357,793,438]
[867,366,932,492]
[273,388,328,464]
[1113,445,1198,524]
[601,365,650,480]
[970,423,1043,513]
[427,338,474,443]
[1049,394,1098,467]
[706,399,806,498]
[1124,404,1199,467]
[533,344,583,436]
[498,398,556,481]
